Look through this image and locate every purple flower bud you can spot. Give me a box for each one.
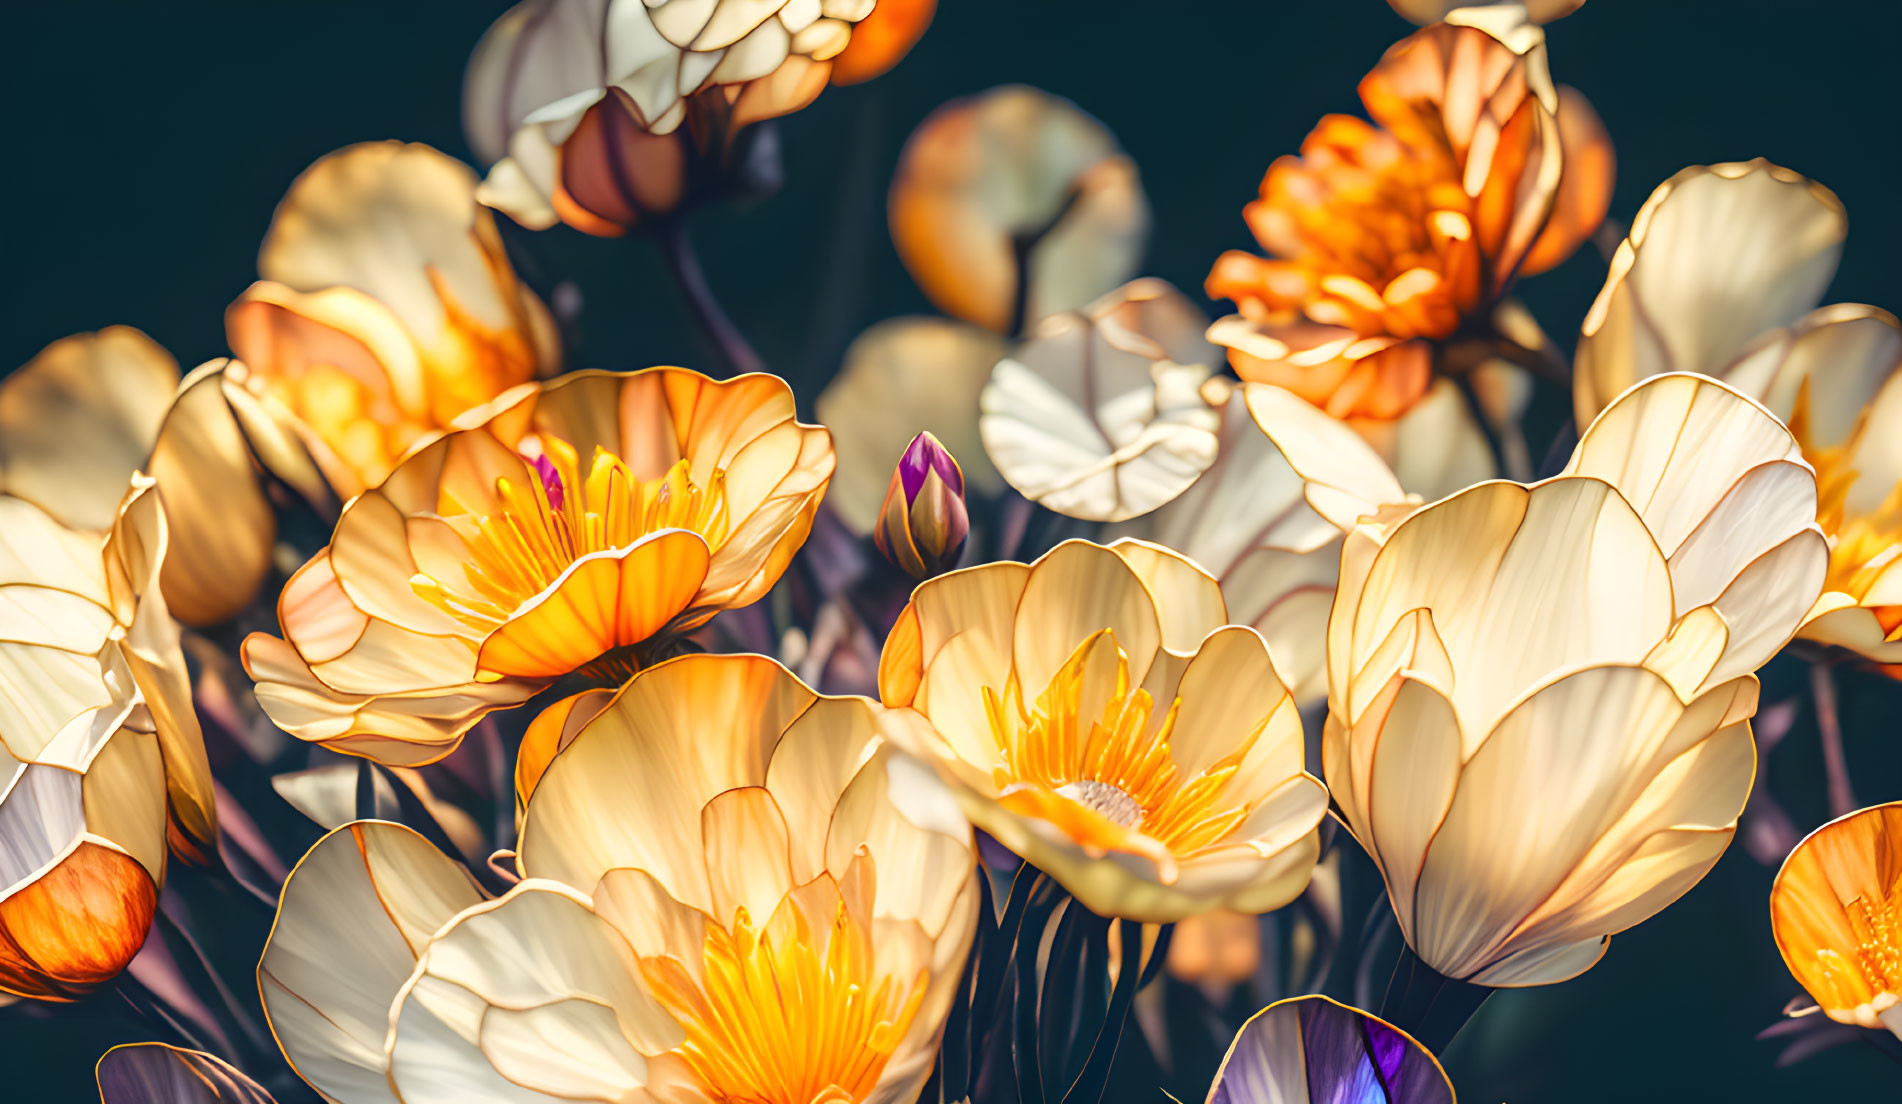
[876,432,970,579]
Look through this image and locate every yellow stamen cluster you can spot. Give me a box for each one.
[1794,397,1902,625]
[640,889,927,1104]
[984,631,1259,856]
[1811,890,1902,1010]
[413,440,729,632]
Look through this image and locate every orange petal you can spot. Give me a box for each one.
[0,843,156,1001]
[1518,85,1615,277]
[476,531,711,680]
[831,0,936,85]
[516,687,618,811]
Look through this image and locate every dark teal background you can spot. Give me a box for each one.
[5,1,1902,1100]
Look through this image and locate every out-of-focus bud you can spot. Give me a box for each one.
[875,432,969,579]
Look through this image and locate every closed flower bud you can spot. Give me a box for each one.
[875,432,969,578]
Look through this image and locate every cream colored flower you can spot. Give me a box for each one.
[1205,995,1453,1104]
[878,539,1328,922]
[1326,372,1828,986]
[890,85,1149,334]
[228,141,560,498]
[1111,381,1409,701]
[0,478,216,999]
[243,368,833,765]
[1388,0,1585,24]
[466,0,891,232]
[817,316,1006,536]
[258,654,978,1104]
[980,279,1222,522]
[1771,801,1902,1037]
[1576,159,1902,664]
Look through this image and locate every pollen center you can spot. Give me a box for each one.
[1806,428,1902,627]
[1055,780,1143,828]
[410,437,730,633]
[984,629,1259,858]
[1811,889,1902,1013]
[639,881,927,1104]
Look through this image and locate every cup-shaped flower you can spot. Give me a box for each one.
[875,432,970,579]
[890,85,1149,334]
[1206,7,1610,424]
[981,279,1222,522]
[1390,0,1584,23]
[242,367,834,765]
[1205,995,1454,1104]
[878,539,1328,922]
[1574,159,1902,665]
[817,317,1007,535]
[0,478,216,1000]
[1771,802,1902,1037]
[97,1044,277,1104]
[1110,381,1410,702]
[258,654,979,1104]
[466,0,906,233]
[1326,372,1828,986]
[227,141,560,497]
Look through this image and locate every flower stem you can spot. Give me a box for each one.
[1810,661,1856,818]
[1452,371,1512,480]
[653,218,768,377]
[1377,940,1493,1054]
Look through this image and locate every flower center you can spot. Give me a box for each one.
[411,438,729,632]
[1055,780,1143,828]
[1807,435,1902,626]
[1809,888,1902,1011]
[984,629,1257,858]
[639,889,927,1104]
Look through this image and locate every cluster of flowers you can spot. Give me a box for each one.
[6,0,1902,1101]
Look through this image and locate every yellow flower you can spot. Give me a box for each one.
[0,478,216,1000]
[258,654,979,1104]
[890,85,1149,334]
[878,539,1327,922]
[1205,995,1454,1104]
[1771,802,1902,1037]
[467,0,908,234]
[228,141,560,498]
[1575,159,1902,666]
[1326,373,1827,986]
[1110,380,1410,703]
[243,367,833,765]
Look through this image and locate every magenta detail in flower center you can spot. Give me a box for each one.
[530,452,565,512]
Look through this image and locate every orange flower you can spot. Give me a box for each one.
[1206,6,1611,422]
[242,368,833,765]
[227,142,560,497]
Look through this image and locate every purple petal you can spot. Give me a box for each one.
[530,452,565,512]
[899,432,964,501]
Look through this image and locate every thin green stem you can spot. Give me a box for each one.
[653,218,767,377]
[1810,661,1856,817]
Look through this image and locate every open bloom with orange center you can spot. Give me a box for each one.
[1327,373,1827,986]
[467,0,924,235]
[0,478,216,1000]
[1575,159,1902,666]
[1206,6,1611,427]
[1771,802,1902,1037]
[227,141,560,498]
[878,539,1328,922]
[242,367,833,765]
[258,654,979,1104]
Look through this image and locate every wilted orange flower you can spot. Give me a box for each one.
[243,368,833,765]
[1206,6,1611,421]
[227,141,560,497]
